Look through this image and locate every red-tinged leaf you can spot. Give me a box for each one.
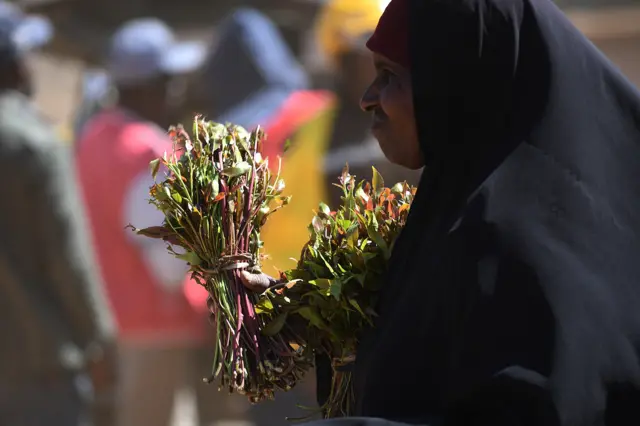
[129,225,173,239]
[162,234,182,245]
[213,192,225,202]
[341,163,350,184]
[399,203,410,213]
[366,197,374,211]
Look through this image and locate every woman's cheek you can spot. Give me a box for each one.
[379,86,399,119]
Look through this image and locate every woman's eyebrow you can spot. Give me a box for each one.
[374,56,402,73]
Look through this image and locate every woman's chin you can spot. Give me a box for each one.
[376,140,423,170]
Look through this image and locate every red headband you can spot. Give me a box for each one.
[365,0,410,68]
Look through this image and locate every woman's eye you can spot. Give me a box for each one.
[377,69,393,84]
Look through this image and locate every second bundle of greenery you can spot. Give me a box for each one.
[262,165,416,418]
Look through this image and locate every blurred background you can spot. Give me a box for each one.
[26,0,640,135]
[4,0,640,425]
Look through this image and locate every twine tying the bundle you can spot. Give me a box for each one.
[200,253,258,276]
[332,354,356,372]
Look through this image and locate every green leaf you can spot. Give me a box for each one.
[317,251,337,277]
[355,187,369,204]
[311,216,324,233]
[192,117,200,142]
[172,192,183,203]
[222,161,251,177]
[175,251,202,265]
[367,222,389,258]
[330,280,342,301]
[208,122,228,141]
[372,166,384,197]
[318,202,331,217]
[345,224,359,248]
[149,158,161,179]
[303,291,332,307]
[296,306,327,329]
[349,299,368,319]
[211,179,219,198]
[283,139,292,153]
[309,279,332,291]
[262,312,288,336]
[304,260,327,277]
[232,124,250,140]
[233,143,243,164]
[255,297,274,314]
[162,186,172,200]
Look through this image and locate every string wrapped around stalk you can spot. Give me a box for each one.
[129,116,313,403]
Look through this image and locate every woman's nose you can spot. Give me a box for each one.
[360,84,378,112]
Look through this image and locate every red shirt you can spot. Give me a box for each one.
[76,109,203,343]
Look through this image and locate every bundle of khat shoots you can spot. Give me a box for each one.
[262,166,416,418]
[129,116,312,403]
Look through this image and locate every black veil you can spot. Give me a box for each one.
[309,0,640,424]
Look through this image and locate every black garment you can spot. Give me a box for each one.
[201,7,309,128]
[0,91,115,389]
[0,374,91,425]
[312,0,640,425]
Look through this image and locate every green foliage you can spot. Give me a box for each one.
[129,116,417,416]
[128,116,309,403]
[262,165,416,417]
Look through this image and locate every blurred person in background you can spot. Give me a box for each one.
[0,2,118,425]
[75,18,219,426]
[191,7,333,275]
[182,8,331,423]
[313,0,420,209]
[73,69,114,141]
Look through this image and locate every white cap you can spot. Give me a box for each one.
[107,18,206,86]
[0,0,52,59]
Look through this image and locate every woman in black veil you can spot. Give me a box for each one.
[239,0,640,423]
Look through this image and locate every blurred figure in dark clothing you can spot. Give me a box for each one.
[0,2,118,425]
[182,8,327,425]
[312,0,420,209]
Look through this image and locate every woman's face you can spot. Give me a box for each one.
[360,52,422,170]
